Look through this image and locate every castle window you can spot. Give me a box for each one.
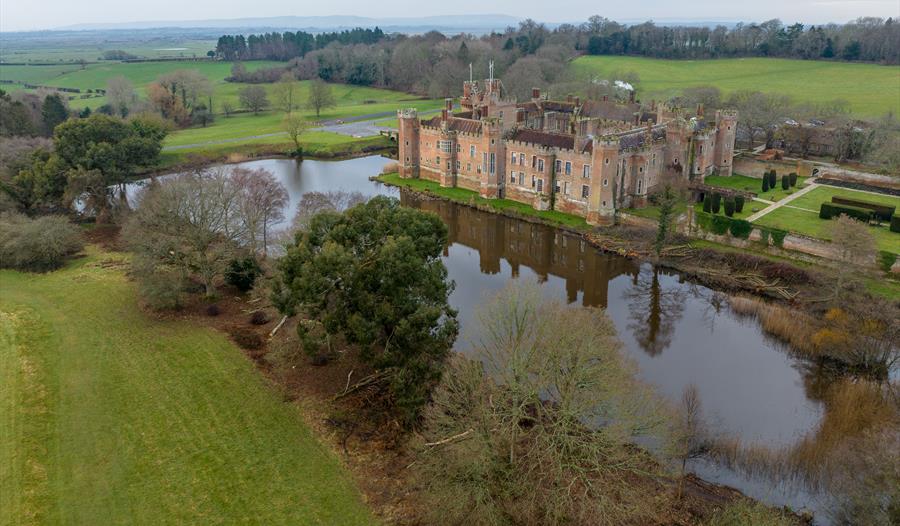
[491,139,495,145]
[555,159,562,173]
[489,153,495,174]
[565,161,572,175]
[531,155,536,168]
[456,160,460,171]
[470,145,476,157]
[638,179,643,193]
[531,174,535,188]
[510,171,515,183]
[583,165,591,178]
[639,167,643,173]
[538,159,544,172]
[602,200,606,207]
[406,157,409,162]
[405,141,409,146]
[510,151,517,164]
[436,156,441,164]
[456,144,461,153]
[519,171,525,185]
[439,140,452,153]
[519,153,525,166]
[467,163,472,171]
[564,181,570,195]
[603,178,608,186]
[536,179,543,192]
[605,158,609,165]
[699,145,703,154]
[581,185,589,198]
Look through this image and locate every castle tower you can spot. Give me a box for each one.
[664,117,691,179]
[713,109,738,177]
[478,118,503,198]
[586,136,620,226]
[397,108,419,179]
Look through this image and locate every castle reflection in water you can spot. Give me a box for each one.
[401,192,640,309]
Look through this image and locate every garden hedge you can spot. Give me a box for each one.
[819,202,873,222]
[891,215,900,233]
[831,197,895,222]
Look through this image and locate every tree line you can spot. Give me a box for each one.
[215,27,386,61]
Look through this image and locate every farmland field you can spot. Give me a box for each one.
[0,247,374,525]
[570,56,900,117]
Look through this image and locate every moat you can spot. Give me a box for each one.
[140,155,836,520]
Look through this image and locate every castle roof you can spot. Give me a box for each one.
[541,100,576,113]
[421,115,483,135]
[509,129,576,150]
[579,100,641,123]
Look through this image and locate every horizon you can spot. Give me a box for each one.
[2,2,899,33]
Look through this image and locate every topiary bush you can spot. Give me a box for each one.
[249,310,269,325]
[781,175,789,190]
[832,197,895,222]
[0,213,83,272]
[734,195,745,213]
[225,256,262,292]
[767,170,777,189]
[702,195,712,213]
[820,203,873,222]
[711,193,722,214]
[892,215,900,233]
[789,172,798,187]
[724,198,735,217]
[762,176,769,193]
[728,219,752,239]
[770,229,787,247]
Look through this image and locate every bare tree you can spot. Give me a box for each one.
[291,190,367,232]
[156,70,212,111]
[124,168,244,298]
[830,214,876,299]
[220,100,234,117]
[305,78,335,119]
[282,113,309,156]
[417,282,668,525]
[238,85,269,114]
[272,72,299,114]
[105,76,138,117]
[728,90,791,149]
[231,167,289,256]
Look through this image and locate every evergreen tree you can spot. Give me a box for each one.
[711,192,722,214]
[762,176,770,192]
[41,94,69,136]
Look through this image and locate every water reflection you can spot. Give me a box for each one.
[623,267,686,357]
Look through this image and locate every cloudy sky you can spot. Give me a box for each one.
[2,0,899,31]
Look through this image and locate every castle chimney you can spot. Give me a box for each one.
[697,103,704,117]
[445,98,453,112]
[532,87,541,99]
[566,94,573,103]
[441,109,448,121]
[574,96,580,107]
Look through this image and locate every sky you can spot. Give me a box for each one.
[2,0,899,32]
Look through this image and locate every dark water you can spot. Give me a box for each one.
[146,156,831,519]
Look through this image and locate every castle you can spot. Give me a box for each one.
[397,74,738,225]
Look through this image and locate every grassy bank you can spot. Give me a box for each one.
[0,247,373,525]
[376,172,589,230]
[570,56,900,117]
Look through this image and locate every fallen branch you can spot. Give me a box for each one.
[269,315,288,338]
[424,428,474,447]
[332,370,392,401]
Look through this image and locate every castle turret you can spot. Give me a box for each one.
[586,136,620,226]
[713,109,738,176]
[664,117,691,178]
[397,108,420,179]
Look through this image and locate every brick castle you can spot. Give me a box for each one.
[397,73,738,225]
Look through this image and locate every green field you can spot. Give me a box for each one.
[570,56,900,117]
[753,185,900,254]
[0,247,373,525]
[0,40,218,63]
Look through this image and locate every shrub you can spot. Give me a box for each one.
[206,304,221,316]
[249,310,269,325]
[225,256,262,292]
[723,198,735,217]
[781,175,789,190]
[132,258,185,311]
[0,213,83,272]
[711,192,722,214]
[711,215,731,235]
[702,195,712,213]
[767,170,777,189]
[789,172,798,187]
[728,219,752,239]
[819,203,873,222]
[229,326,263,350]
[892,215,900,233]
[734,195,745,213]
[760,262,811,285]
[878,251,897,272]
[771,229,787,247]
[762,176,769,192]
[831,197,895,222]
[703,500,795,526]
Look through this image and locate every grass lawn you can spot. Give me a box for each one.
[570,56,900,117]
[753,186,900,254]
[624,200,687,220]
[0,247,373,525]
[377,173,589,230]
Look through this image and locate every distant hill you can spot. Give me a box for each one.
[56,14,522,33]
